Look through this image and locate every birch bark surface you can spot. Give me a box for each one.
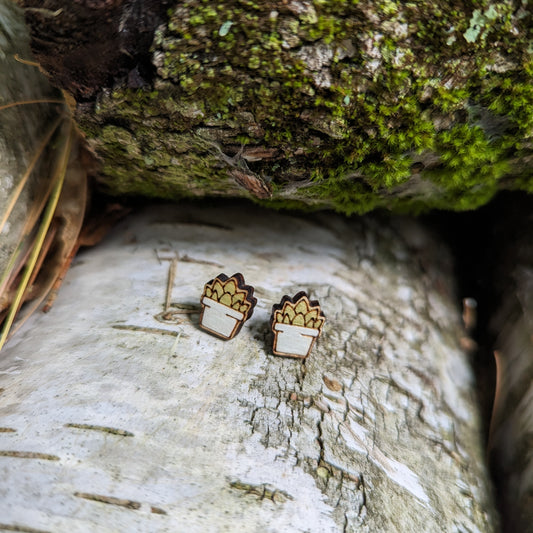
[0,204,497,532]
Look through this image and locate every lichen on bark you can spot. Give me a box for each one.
[23,0,533,213]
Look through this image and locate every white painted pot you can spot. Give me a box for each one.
[200,297,245,339]
[273,323,320,358]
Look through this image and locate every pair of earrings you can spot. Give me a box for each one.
[199,273,325,359]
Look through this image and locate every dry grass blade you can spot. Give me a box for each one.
[0,120,74,350]
[0,2,91,349]
[0,226,44,313]
[0,241,24,301]
[11,129,88,333]
[0,98,65,112]
[0,114,63,234]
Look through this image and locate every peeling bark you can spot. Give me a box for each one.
[0,204,497,531]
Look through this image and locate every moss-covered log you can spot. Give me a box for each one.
[20,0,533,213]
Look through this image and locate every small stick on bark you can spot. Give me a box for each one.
[165,258,178,312]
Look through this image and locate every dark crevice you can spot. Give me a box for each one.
[424,193,511,438]
[424,190,533,529]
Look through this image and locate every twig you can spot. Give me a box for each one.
[111,324,185,337]
[165,258,178,312]
[65,423,133,437]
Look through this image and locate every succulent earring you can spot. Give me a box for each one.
[199,273,257,340]
[270,291,325,359]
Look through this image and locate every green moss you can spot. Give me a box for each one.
[91,120,243,200]
[432,125,508,186]
[307,177,382,215]
[80,0,533,214]
[481,63,533,137]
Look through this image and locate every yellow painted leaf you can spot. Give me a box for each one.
[213,281,224,299]
[284,306,296,321]
[205,287,212,298]
[283,315,291,324]
[232,292,244,305]
[305,309,318,322]
[225,280,236,295]
[294,299,309,315]
[233,299,248,310]
[220,293,232,306]
[293,313,305,327]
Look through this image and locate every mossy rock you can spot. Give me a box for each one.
[24,0,533,214]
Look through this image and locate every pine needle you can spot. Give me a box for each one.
[0,114,63,234]
[0,240,24,301]
[0,121,74,350]
[0,98,65,112]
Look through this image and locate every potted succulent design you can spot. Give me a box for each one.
[199,273,257,339]
[270,291,325,358]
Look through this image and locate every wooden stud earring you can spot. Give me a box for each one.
[270,291,325,358]
[199,273,257,340]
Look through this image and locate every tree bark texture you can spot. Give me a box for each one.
[0,204,497,531]
[19,0,533,214]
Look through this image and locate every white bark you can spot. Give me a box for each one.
[0,204,496,532]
